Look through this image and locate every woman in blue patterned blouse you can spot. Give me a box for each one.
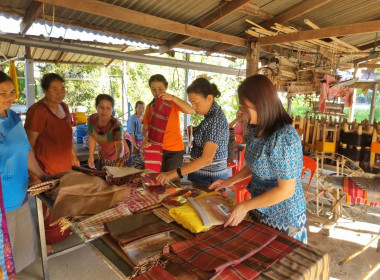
[157,78,229,189]
[209,75,307,243]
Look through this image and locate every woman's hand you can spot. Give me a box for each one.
[224,202,249,227]
[72,155,80,167]
[209,178,231,192]
[142,138,151,148]
[88,155,95,168]
[156,170,177,185]
[158,92,174,101]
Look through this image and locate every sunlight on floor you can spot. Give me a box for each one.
[309,225,323,233]
[327,218,380,248]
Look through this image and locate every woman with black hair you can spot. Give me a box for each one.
[87,94,132,168]
[156,77,229,189]
[209,75,307,243]
[142,74,193,172]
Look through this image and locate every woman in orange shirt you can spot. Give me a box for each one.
[142,74,193,172]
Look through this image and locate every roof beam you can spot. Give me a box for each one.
[238,3,272,20]
[258,21,380,45]
[160,0,251,52]
[20,1,43,34]
[211,0,331,54]
[0,34,244,76]
[261,0,332,29]
[358,41,380,51]
[35,0,246,47]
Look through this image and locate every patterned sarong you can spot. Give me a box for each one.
[144,98,172,172]
[0,178,17,279]
[169,221,278,273]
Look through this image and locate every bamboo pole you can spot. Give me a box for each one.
[304,19,360,52]
[339,234,380,265]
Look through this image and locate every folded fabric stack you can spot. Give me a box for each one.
[105,213,180,271]
[77,204,132,239]
[134,221,302,280]
[28,179,60,196]
[120,187,160,213]
[103,166,143,186]
[72,165,107,178]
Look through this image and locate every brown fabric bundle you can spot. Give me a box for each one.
[104,212,172,245]
[103,166,143,186]
[50,171,128,225]
[72,165,107,178]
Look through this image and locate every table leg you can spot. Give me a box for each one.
[36,196,49,280]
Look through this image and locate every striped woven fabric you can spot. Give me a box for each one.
[133,265,177,280]
[77,204,131,239]
[256,244,330,280]
[144,145,163,173]
[169,220,278,273]
[148,98,172,145]
[123,188,160,213]
[342,177,379,207]
[144,98,172,172]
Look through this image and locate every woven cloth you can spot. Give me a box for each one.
[148,98,172,145]
[144,145,163,173]
[103,166,143,186]
[133,265,177,280]
[169,220,277,273]
[144,98,172,173]
[342,177,379,207]
[77,204,131,239]
[28,179,60,196]
[72,165,107,178]
[121,188,160,213]
[256,244,330,280]
[161,221,302,280]
[152,208,174,223]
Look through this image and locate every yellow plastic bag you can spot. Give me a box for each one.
[169,192,220,234]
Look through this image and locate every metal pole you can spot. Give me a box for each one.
[184,53,191,130]
[24,58,35,108]
[369,83,378,124]
[122,61,129,124]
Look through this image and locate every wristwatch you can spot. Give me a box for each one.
[176,167,183,179]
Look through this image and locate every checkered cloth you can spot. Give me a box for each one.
[77,204,131,239]
[159,221,304,280]
[169,220,278,273]
[133,265,177,280]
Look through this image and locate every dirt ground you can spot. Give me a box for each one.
[307,207,380,280]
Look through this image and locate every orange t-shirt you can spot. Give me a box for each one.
[144,101,184,151]
[24,100,73,174]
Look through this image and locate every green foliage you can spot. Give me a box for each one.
[289,96,313,118]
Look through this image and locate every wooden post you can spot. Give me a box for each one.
[369,83,378,125]
[246,41,260,77]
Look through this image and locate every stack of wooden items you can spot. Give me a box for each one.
[293,116,380,170]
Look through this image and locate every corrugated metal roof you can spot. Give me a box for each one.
[0,0,379,65]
